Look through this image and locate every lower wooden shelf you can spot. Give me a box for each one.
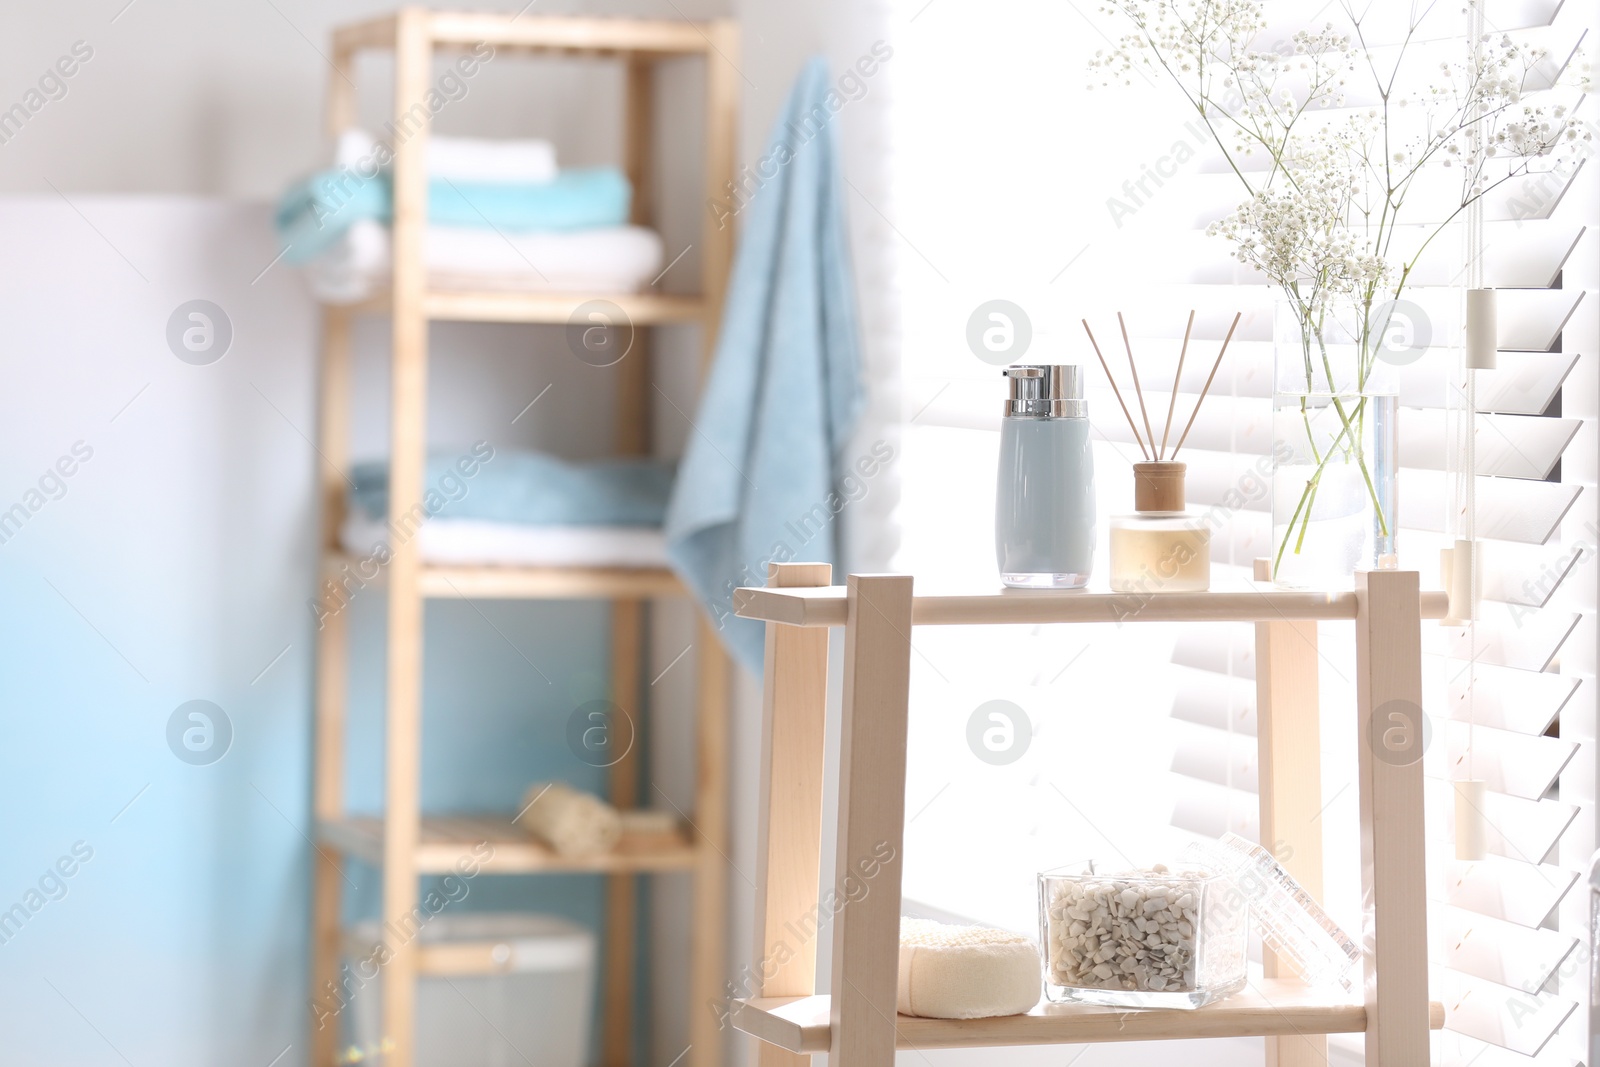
[323,551,686,600]
[731,983,1447,1051]
[417,561,685,600]
[318,813,699,874]
[338,930,575,976]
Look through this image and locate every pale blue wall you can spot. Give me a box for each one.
[0,199,644,1065]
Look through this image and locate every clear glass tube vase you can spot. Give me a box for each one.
[1271,296,1402,588]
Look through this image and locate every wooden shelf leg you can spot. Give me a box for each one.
[309,852,347,1067]
[623,57,655,233]
[749,563,833,1067]
[829,575,914,1067]
[699,20,738,359]
[309,291,353,1065]
[1353,570,1430,1065]
[1251,559,1327,1067]
[325,42,355,138]
[688,31,736,1063]
[604,599,646,1067]
[688,622,731,1067]
[380,12,432,1067]
[607,69,654,1054]
[310,599,350,1067]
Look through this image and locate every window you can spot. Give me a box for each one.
[885,2,1596,1062]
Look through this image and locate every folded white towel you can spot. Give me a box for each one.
[341,514,672,570]
[335,128,559,183]
[897,918,1041,1019]
[306,220,665,303]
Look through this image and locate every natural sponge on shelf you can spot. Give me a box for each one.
[897,917,1041,1019]
[515,782,622,856]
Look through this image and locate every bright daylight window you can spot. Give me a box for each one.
[885,1,1597,1063]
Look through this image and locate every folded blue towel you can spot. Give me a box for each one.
[351,448,672,527]
[664,58,866,673]
[276,167,632,264]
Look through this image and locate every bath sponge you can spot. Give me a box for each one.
[515,782,622,856]
[897,918,1041,1019]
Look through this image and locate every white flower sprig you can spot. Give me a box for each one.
[1092,0,1591,576]
[1094,0,1591,314]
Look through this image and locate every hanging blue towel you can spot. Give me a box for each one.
[350,449,673,527]
[664,57,866,673]
[275,167,632,264]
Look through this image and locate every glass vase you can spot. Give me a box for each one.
[1038,861,1247,1009]
[1271,296,1401,587]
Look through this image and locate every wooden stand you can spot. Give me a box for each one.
[308,12,739,1067]
[732,565,1448,1065]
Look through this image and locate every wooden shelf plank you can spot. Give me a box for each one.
[331,13,398,52]
[423,290,706,324]
[733,584,1451,628]
[323,552,686,600]
[420,562,685,599]
[427,13,720,54]
[732,985,1447,1052]
[339,930,547,976]
[330,13,723,55]
[337,292,707,325]
[319,814,698,875]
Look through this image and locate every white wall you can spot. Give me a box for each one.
[0,0,724,197]
[0,2,730,1065]
[0,2,1014,1064]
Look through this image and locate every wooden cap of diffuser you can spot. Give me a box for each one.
[1133,461,1186,512]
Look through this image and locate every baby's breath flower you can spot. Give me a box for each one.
[1096,0,1589,309]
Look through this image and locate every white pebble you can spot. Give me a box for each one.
[1044,867,1211,995]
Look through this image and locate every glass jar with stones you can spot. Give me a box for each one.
[1038,861,1247,1009]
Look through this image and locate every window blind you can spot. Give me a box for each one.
[1111,4,1595,1063]
[892,0,1594,1063]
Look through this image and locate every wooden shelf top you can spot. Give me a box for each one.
[732,984,1447,1052]
[332,12,732,56]
[418,561,686,600]
[319,814,698,875]
[734,579,1451,628]
[339,291,708,325]
[324,552,686,600]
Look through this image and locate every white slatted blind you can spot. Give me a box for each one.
[1108,3,1597,1062]
[890,0,1595,1064]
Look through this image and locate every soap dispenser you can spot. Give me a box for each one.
[995,365,1095,588]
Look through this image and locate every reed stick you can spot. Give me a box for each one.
[1159,309,1195,461]
[1117,313,1158,459]
[1172,311,1242,457]
[1082,319,1149,459]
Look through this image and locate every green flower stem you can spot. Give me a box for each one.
[1310,315,1390,540]
[1274,474,1315,578]
[1271,294,1394,581]
[1299,397,1324,466]
[1273,392,1387,581]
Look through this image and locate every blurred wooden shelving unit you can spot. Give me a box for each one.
[307,11,738,1067]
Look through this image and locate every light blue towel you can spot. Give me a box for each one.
[351,449,672,527]
[664,58,866,673]
[275,167,632,264]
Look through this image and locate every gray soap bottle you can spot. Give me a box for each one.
[996,365,1095,588]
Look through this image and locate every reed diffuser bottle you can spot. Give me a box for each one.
[1110,462,1209,592]
[1083,309,1241,596]
[995,365,1095,589]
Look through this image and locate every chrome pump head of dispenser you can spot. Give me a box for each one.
[1002,365,1086,419]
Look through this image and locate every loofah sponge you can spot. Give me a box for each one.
[897,917,1042,1019]
[515,782,622,856]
